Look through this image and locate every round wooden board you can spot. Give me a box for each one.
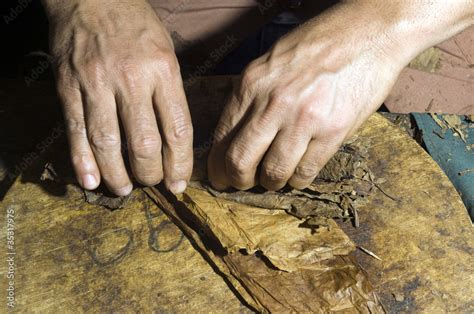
[345,114,473,312]
[0,77,472,312]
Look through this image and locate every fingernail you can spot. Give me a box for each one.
[116,184,133,196]
[169,180,187,194]
[82,174,98,190]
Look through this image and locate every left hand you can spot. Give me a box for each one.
[208,3,407,191]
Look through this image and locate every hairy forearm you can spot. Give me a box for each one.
[350,0,473,64]
[302,1,472,70]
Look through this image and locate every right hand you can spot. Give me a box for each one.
[45,0,193,196]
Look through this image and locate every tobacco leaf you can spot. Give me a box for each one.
[192,139,377,227]
[83,189,129,210]
[430,114,469,143]
[143,135,385,311]
[442,114,468,142]
[40,163,59,182]
[430,113,447,131]
[224,252,384,313]
[179,187,355,272]
[37,160,129,210]
[191,182,346,220]
[316,141,369,181]
[145,187,384,313]
[408,47,441,73]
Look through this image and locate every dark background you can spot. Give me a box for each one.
[0,0,50,80]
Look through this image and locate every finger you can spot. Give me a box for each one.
[224,105,279,190]
[116,88,163,187]
[84,90,133,196]
[153,69,193,194]
[57,81,100,190]
[288,136,344,189]
[208,88,254,190]
[208,92,260,190]
[260,129,310,191]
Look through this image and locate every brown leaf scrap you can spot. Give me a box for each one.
[409,47,441,73]
[84,189,129,210]
[142,136,384,311]
[179,187,355,272]
[443,114,468,142]
[194,182,346,220]
[192,139,377,228]
[145,187,384,313]
[431,113,469,143]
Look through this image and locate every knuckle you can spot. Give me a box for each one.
[294,163,319,181]
[71,153,92,170]
[240,67,258,93]
[256,110,275,129]
[165,114,192,144]
[297,103,319,123]
[118,61,144,86]
[153,50,179,77]
[65,117,86,136]
[55,75,81,100]
[239,61,266,98]
[122,68,142,86]
[226,150,251,177]
[89,130,121,151]
[55,62,73,82]
[129,133,161,160]
[82,58,104,72]
[262,162,291,183]
[255,90,292,125]
[268,89,291,109]
[212,126,229,143]
[79,59,107,86]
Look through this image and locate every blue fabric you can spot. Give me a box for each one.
[413,113,474,220]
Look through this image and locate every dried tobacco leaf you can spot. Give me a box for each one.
[191,182,345,220]
[430,114,469,143]
[192,139,377,228]
[179,187,355,272]
[83,189,129,210]
[224,252,384,313]
[317,143,368,182]
[40,163,59,182]
[430,113,447,131]
[443,114,468,142]
[408,47,441,73]
[145,187,384,313]
[143,135,384,311]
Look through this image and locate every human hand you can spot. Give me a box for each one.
[207,3,408,191]
[44,0,192,195]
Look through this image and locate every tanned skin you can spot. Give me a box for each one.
[42,0,473,195]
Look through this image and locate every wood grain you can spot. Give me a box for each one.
[0,77,472,312]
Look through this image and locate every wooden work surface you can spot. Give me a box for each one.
[0,77,472,312]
